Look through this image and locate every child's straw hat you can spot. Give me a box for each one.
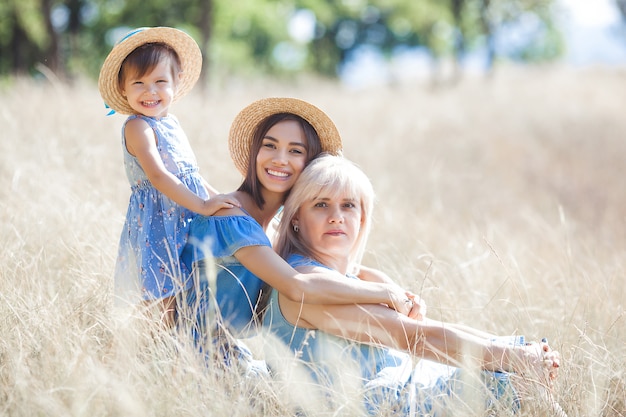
[229,98,343,176]
[98,27,202,115]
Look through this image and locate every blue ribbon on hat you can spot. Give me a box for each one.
[104,103,115,116]
[119,27,146,44]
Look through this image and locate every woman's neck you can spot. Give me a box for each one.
[307,251,350,276]
[237,190,283,230]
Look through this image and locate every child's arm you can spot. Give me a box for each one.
[201,177,220,198]
[125,118,239,215]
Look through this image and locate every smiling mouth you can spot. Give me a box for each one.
[266,169,289,178]
[142,100,161,107]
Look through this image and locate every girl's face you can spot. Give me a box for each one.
[255,119,308,196]
[293,193,362,264]
[121,59,179,118]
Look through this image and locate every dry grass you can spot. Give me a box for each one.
[1,66,624,416]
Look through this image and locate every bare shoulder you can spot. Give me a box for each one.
[213,205,246,217]
[211,191,245,217]
[124,116,152,134]
[123,118,156,156]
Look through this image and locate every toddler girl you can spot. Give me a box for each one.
[98,27,238,326]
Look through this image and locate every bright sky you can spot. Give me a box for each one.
[561,0,622,27]
[557,0,626,65]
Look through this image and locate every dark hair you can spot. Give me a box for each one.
[118,42,181,90]
[237,113,323,209]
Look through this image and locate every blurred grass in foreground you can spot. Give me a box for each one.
[0,66,624,416]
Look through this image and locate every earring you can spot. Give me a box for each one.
[293,224,299,233]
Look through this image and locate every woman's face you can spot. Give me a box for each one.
[293,193,362,263]
[255,119,309,196]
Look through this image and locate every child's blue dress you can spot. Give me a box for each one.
[114,114,209,303]
[262,254,521,416]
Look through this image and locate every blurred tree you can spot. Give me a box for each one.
[211,0,294,76]
[295,0,451,76]
[0,0,54,76]
[616,0,626,21]
[0,0,562,84]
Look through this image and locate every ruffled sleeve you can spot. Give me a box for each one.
[182,215,271,267]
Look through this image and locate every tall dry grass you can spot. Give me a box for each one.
[1,66,624,416]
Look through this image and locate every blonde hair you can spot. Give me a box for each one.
[273,154,375,273]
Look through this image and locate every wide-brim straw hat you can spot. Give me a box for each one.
[229,97,343,176]
[98,27,202,115]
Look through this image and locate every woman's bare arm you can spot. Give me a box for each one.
[279,293,557,376]
[234,245,412,315]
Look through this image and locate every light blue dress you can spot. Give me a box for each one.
[180,213,269,340]
[263,254,521,416]
[179,213,270,375]
[114,114,209,302]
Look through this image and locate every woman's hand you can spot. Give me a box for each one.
[405,292,427,321]
[354,266,427,319]
[385,285,427,318]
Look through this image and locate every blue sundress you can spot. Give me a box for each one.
[263,254,521,416]
[180,213,269,339]
[114,114,209,303]
[179,213,270,374]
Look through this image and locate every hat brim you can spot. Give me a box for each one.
[98,27,202,115]
[228,98,343,176]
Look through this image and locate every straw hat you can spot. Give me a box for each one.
[98,27,202,115]
[229,98,343,175]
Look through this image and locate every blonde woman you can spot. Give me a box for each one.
[263,154,561,415]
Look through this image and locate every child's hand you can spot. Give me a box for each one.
[200,194,241,216]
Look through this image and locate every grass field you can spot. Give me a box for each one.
[1,66,625,416]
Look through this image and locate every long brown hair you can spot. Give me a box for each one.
[237,113,323,209]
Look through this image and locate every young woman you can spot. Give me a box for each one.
[263,154,561,415]
[178,98,417,362]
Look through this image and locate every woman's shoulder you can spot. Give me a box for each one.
[191,210,258,229]
[189,212,267,242]
[185,213,271,261]
[286,254,327,269]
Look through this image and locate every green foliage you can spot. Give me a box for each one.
[15,0,49,47]
[213,0,294,73]
[0,0,563,81]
